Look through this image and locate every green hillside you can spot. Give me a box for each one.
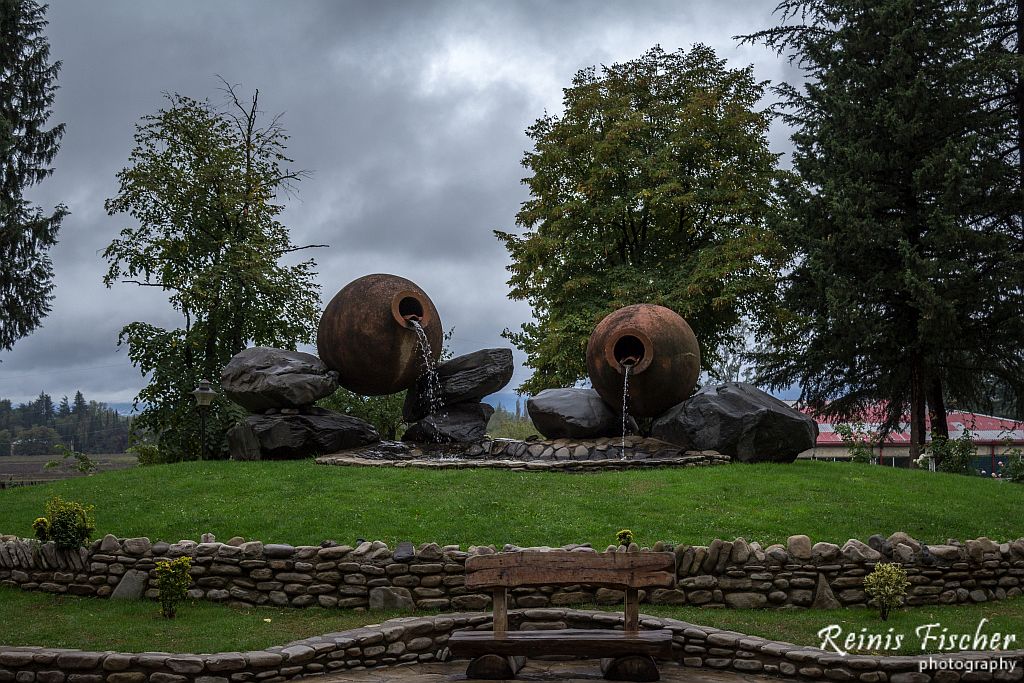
[0,460,1020,548]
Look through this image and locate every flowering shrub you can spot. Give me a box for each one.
[32,517,49,543]
[864,562,909,620]
[1003,449,1024,483]
[35,496,95,550]
[155,556,192,618]
[931,429,976,475]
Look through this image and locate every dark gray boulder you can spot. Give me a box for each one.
[403,348,514,421]
[110,569,149,600]
[651,382,817,463]
[369,586,415,610]
[227,407,378,460]
[393,541,416,562]
[527,388,631,440]
[221,347,338,413]
[402,402,494,443]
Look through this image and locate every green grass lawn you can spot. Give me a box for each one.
[0,585,406,652]
[1,585,1020,655]
[0,460,1020,547]
[640,601,1024,655]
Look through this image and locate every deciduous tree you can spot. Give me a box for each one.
[497,45,787,395]
[104,84,321,460]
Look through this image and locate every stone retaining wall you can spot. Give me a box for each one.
[315,436,732,470]
[1,609,1022,683]
[1,532,1023,611]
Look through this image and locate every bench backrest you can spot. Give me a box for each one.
[464,550,676,590]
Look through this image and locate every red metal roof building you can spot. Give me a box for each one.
[797,407,1024,473]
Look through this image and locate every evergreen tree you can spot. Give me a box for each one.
[744,0,1024,460]
[981,0,1022,191]
[0,389,130,454]
[35,390,53,424]
[497,45,788,394]
[952,0,1024,420]
[0,0,67,351]
[71,390,86,416]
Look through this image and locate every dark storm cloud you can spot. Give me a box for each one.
[0,0,794,406]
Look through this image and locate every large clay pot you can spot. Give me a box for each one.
[317,274,443,396]
[585,304,700,418]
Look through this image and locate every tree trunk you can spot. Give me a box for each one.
[1017,0,1023,191]
[928,374,949,440]
[909,358,927,461]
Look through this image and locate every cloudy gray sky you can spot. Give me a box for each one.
[0,0,798,409]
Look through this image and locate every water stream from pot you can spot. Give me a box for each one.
[620,362,633,459]
[409,319,445,417]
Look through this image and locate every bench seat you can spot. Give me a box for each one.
[454,551,677,680]
[449,628,674,659]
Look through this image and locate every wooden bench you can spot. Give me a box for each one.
[448,550,676,681]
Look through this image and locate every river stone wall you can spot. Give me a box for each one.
[1,609,1022,683]
[315,436,732,470]
[1,532,1023,611]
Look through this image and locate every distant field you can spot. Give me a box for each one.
[0,453,137,486]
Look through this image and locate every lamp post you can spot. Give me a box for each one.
[192,379,216,460]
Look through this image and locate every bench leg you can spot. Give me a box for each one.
[465,654,526,679]
[601,655,660,682]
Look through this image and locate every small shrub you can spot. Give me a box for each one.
[931,429,976,475]
[863,562,909,620]
[155,556,192,618]
[835,422,876,463]
[32,517,49,543]
[1001,445,1024,483]
[128,442,165,466]
[38,496,95,550]
[44,443,97,474]
[616,529,634,546]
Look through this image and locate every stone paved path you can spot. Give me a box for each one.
[319,660,797,682]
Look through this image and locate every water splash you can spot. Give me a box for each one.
[621,363,632,460]
[409,319,444,417]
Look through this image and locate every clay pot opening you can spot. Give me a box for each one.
[606,330,653,375]
[392,292,428,327]
[613,335,645,367]
[399,297,424,320]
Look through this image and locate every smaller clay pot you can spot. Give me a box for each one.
[585,304,700,418]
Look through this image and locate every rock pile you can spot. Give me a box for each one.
[223,347,379,460]
[400,348,513,443]
[527,381,816,463]
[221,345,516,457]
[221,347,339,412]
[652,382,818,463]
[527,388,637,439]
